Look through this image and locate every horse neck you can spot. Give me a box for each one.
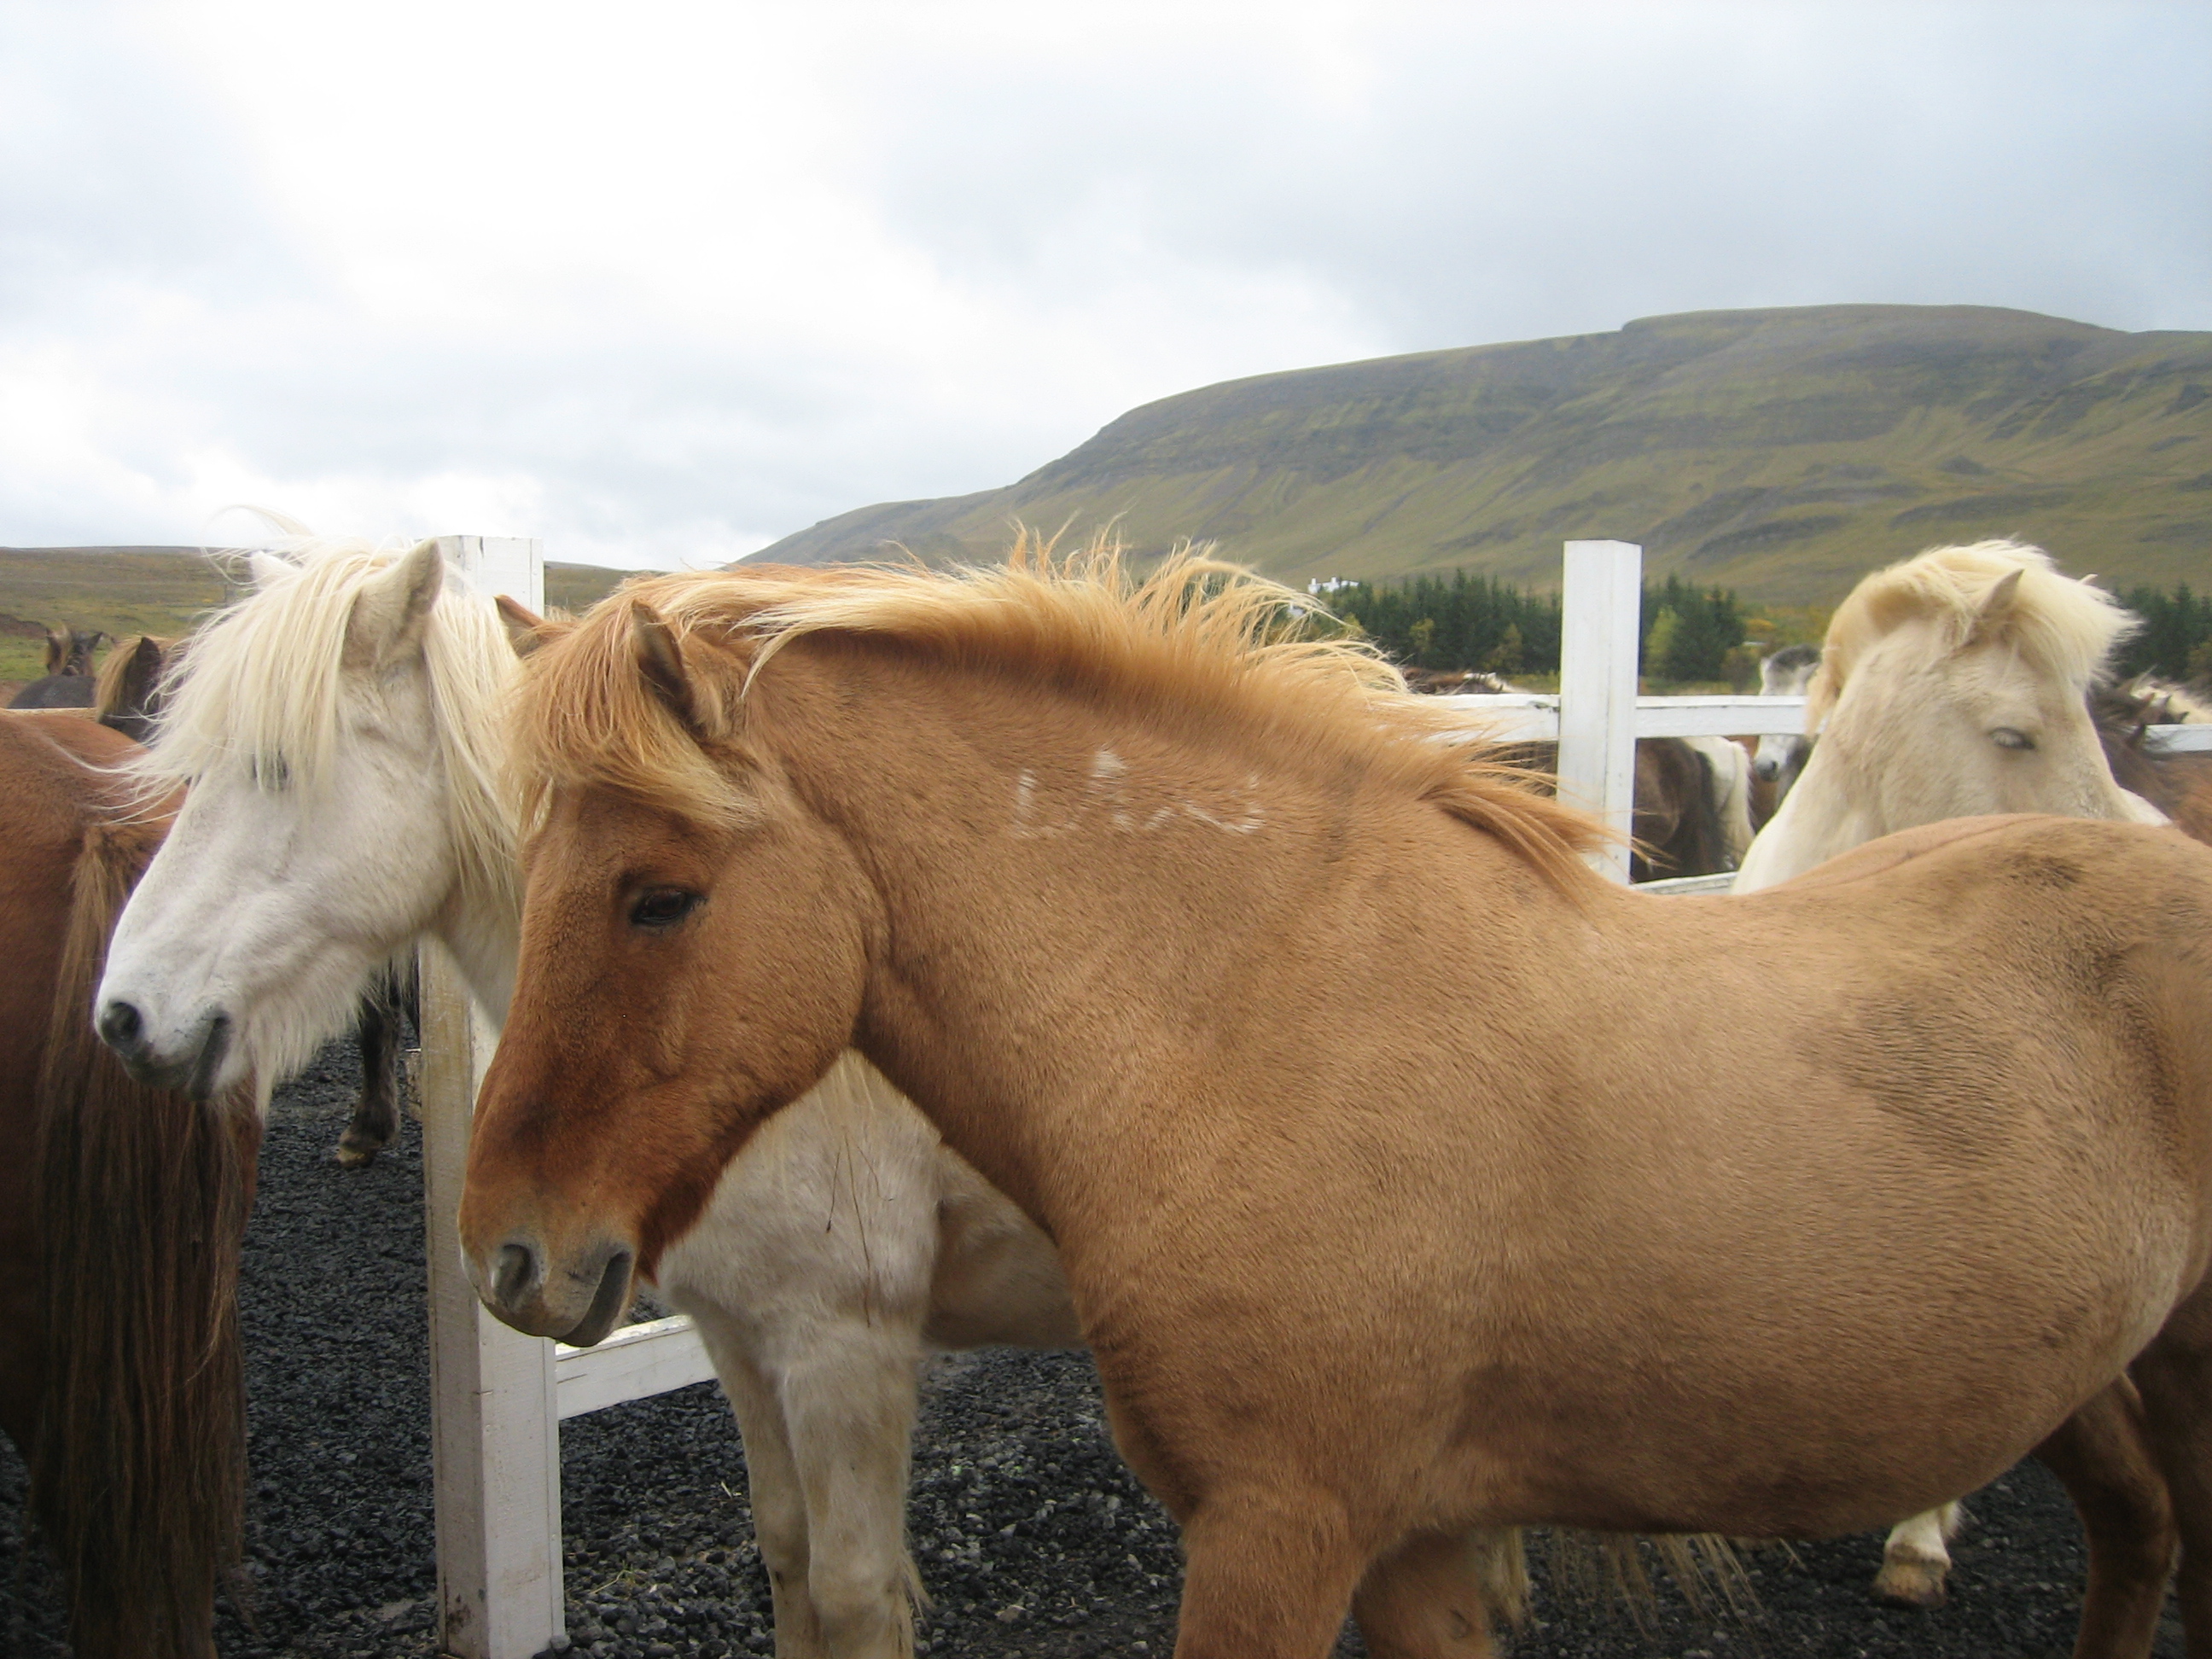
[413,625,522,1025]
[762,645,1587,1223]
[428,885,518,1027]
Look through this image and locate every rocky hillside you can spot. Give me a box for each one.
[756,305,2212,601]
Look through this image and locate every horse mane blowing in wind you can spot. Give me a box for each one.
[507,534,1610,892]
[469,533,2212,1659]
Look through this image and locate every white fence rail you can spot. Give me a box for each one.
[420,536,2208,1654]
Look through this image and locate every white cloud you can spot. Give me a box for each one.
[1,0,2203,568]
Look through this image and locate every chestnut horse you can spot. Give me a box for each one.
[468,544,2212,1659]
[1734,541,2203,1607]
[0,710,254,1657]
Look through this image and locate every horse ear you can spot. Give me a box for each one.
[43,630,62,675]
[346,538,445,667]
[121,635,166,713]
[247,551,294,590]
[629,602,727,740]
[495,594,563,659]
[1966,568,2025,646]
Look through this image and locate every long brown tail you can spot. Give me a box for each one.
[29,816,253,1657]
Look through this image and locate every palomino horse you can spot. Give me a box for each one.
[91,539,1103,1658]
[9,627,108,711]
[0,710,255,1657]
[1733,540,2188,1608]
[466,542,2212,1659]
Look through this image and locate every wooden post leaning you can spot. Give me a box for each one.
[420,534,565,1659]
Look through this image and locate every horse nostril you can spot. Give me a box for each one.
[493,1243,540,1308]
[98,999,143,1051]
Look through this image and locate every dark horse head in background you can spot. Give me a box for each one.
[9,628,110,711]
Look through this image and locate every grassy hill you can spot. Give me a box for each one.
[756,305,2212,602]
[0,546,634,684]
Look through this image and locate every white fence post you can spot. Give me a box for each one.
[422,536,562,1659]
[1558,539,1643,882]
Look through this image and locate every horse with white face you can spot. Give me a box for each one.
[1734,541,2163,894]
[1750,643,1819,806]
[95,538,1512,1659]
[1734,539,2169,1606]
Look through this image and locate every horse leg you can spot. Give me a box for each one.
[1348,1530,1512,1659]
[1174,1487,1371,1659]
[2031,1377,2174,1659]
[690,1313,831,1659]
[2129,1300,2212,1657]
[778,1322,927,1659]
[1871,1503,1963,1605]
[335,978,404,1167]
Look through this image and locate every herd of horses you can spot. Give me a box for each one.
[7,533,2212,1659]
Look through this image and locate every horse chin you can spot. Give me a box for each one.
[562,1252,637,1348]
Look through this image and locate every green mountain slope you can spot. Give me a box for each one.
[757,305,2212,601]
[0,546,633,684]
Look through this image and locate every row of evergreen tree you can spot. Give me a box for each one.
[1324,569,2212,687]
[1322,570,1746,684]
[2114,585,2212,683]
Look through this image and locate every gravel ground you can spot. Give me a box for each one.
[0,1036,2186,1657]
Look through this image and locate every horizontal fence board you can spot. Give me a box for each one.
[1636,872,1739,896]
[2151,724,2212,753]
[555,1316,717,1420]
[1435,693,1808,742]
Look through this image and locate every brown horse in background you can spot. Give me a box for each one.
[0,711,254,1657]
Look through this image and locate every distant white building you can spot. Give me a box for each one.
[1307,576,1356,594]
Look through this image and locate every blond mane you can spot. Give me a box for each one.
[512,534,1608,889]
[134,535,521,920]
[1807,540,2137,732]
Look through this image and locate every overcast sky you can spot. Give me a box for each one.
[3,1,2206,569]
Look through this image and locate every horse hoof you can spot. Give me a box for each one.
[1871,1562,1948,1608]
[333,1140,380,1167]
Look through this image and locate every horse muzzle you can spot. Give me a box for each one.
[469,1229,636,1347]
[96,997,235,1098]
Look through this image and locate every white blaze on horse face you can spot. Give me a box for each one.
[101,649,461,1100]
[1011,746,1264,839]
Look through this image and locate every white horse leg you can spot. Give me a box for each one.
[1873,1501,1963,1606]
[779,1323,928,1659]
[690,1311,831,1659]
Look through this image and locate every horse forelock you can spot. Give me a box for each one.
[134,534,521,921]
[510,532,1610,889]
[1809,539,2137,731]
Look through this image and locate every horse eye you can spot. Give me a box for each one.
[253,754,291,789]
[629,888,703,930]
[1990,728,2035,752]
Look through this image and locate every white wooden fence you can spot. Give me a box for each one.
[419,534,2210,1655]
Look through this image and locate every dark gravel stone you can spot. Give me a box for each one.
[0,1034,2186,1656]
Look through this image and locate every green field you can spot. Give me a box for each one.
[0,547,637,687]
[757,304,2212,602]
